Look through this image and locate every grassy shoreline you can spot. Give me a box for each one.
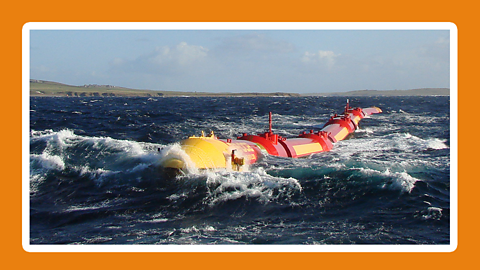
[29,80,449,97]
[29,80,300,97]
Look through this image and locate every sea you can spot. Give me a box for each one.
[28,96,452,247]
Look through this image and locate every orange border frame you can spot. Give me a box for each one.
[9,0,469,268]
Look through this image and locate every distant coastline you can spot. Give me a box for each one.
[29,79,449,97]
[307,88,450,97]
[29,80,300,97]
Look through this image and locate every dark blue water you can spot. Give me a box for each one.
[29,96,450,244]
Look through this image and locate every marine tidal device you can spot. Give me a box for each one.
[160,100,382,173]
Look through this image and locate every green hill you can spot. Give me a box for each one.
[29,80,300,97]
[30,80,449,97]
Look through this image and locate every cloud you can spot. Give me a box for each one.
[111,42,209,75]
[111,57,125,66]
[217,33,295,54]
[301,50,340,69]
[416,36,450,65]
[294,35,450,92]
[109,35,297,91]
[149,42,208,66]
[106,34,449,93]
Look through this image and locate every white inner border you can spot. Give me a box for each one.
[22,22,458,253]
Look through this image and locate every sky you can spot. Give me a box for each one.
[29,27,451,93]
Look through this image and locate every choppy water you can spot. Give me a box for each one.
[29,96,451,245]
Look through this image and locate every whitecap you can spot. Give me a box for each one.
[425,138,448,150]
[357,167,419,193]
[157,143,199,175]
[30,152,65,171]
[421,207,443,220]
[199,168,302,205]
[30,129,166,184]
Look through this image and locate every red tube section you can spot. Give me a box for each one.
[237,100,381,157]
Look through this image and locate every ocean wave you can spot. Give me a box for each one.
[174,167,303,205]
[336,132,448,156]
[356,167,419,193]
[30,129,165,188]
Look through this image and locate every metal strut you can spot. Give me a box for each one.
[344,99,350,114]
[269,111,272,133]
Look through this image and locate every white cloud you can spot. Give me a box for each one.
[111,57,125,65]
[150,42,208,66]
[111,42,209,75]
[301,50,340,69]
[218,33,295,54]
